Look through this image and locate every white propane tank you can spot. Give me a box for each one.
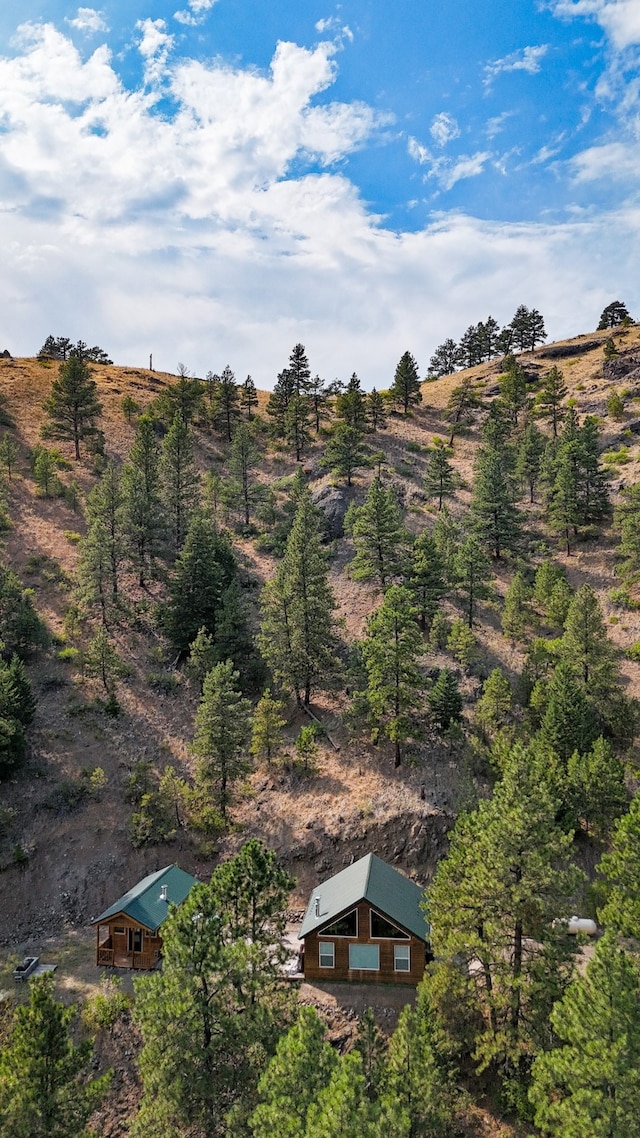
[566,916,597,936]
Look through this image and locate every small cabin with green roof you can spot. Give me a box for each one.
[299,854,430,986]
[91,864,198,970]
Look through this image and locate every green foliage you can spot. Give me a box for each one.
[501,571,531,642]
[453,535,492,627]
[83,626,125,692]
[606,390,625,419]
[122,416,164,586]
[408,530,447,632]
[475,668,512,734]
[357,585,423,766]
[33,446,62,497]
[322,422,368,486]
[538,366,567,437]
[229,420,261,525]
[42,355,103,460]
[424,438,456,510]
[428,668,463,732]
[161,510,237,654]
[0,651,37,778]
[0,433,18,479]
[82,975,129,1030]
[346,476,408,588]
[429,608,451,650]
[259,490,341,706]
[598,299,631,329]
[614,481,640,580]
[597,792,640,935]
[516,418,545,502]
[529,932,640,1137]
[249,1006,338,1138]
[446,618,477,669]
[533,560,567,613]
[192,660,252,819]
[390,350,422,414]
[445,377,482,445]
[250,689,287,762]
[160,411,200,555]
[294,724,319,773]
[121,394,140,422]
[305,1052,378,1138]
[536,661,599,762]
[567,736,628,840]
[0,974,110,1138]
[380,991,458,1137]
[0,562,48,657]
[471,411,521,559]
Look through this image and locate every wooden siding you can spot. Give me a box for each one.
[303,900,427,986]
[96,914,162,970]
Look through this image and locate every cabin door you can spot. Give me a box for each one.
[112,925,128,961]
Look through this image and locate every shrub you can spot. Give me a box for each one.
[82,976,129,1030]
[606,390,625,419]
[626,640,640,661]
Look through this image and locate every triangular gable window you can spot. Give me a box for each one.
[370,909,409,939]
[321,909,357,937]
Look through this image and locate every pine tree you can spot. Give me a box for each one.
[77,519,111,623]
[408,530,447,632]
[498,356,529,428]
[578,414,609,523]
[567,736,628,839]
[0,433,18,480]
[529,932,640,1138]
[336,373,367,431]
[446,619,478,669]
[240,374,259,420]
[427,338,464,377]
[162,510,235,653]
[83,625,123,691]
[598,299,631,328]
[0,974,109,1138]
[533,560,566,613]
[322,423,368,486]
[536,661,599,762]
[42,355,103,460]
[249,1007,337,1138]
[390,351,422,414]
[453,535,492,627]
[258,490,340,706]
[192,660,252,819]
[86,462,124,600]
[445,377,482,445]
[560,584,615,691]
[427,747,584,1079]
[547,439,582,555]
[307,375,333,433]
[347,476,408,588]
[288,343,312,397]
[229,421,260,525]
[160,412,200,555]
[33,447,61,497]
[305,1052,378,1138]
[597,792,640,935]
[424,438,455,510]
[380,993,456,1137]
[212,365,239,441]
[538,367,567,438]
[614,482,640,579]
[365,387,387,432]
[266,369,295,436]
[285,394,312,462]
[501,571,531,643]
[432,507,461,584]
[359,585,423,767]
[516,418,545,502]
[475,668,512,734]
[353,1008,387,1104]
[471,426,521,559]
[250,689,287,763]
[428,668,462,731]
[186,626,218,690]
[122,416,164,585]
[0,650,37,777]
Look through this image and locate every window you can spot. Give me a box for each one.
[113,925,125,935]
[349,944,380,971]
[394,945,411,972]
[319,942,335,968]
[128,928,143,952]
[322,909,357,937]
[370,910,409,939]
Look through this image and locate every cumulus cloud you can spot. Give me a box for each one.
[136,19,174,85]
[484,44,549,85]
[551,0,640,50]
[67,8,108,34]
[429,112,460,147]
[174,0,220,27]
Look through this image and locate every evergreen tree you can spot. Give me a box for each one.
[445,377,482,445]
[597,792,640,935]
[365,387,387,432]
[160,412,200,555]
[427,746,583,1080]
[578,414,609,524]
[614,482,640,579]
[305,1052,378,1138]
[307,375,333,433]
[380,993,457,1138]
[446,619,478,669]
[86,462,124,601]
[547,577,573,627]
[598,299,631,328]
[336,373,367,431]
[538,367,567,438]
[501,571,531,642]
[240,374,259,420]
[428,668,463,732]
[427,338,464,377]
[547,438,582,555]
[258,490,340,705]
[285,394,312,462]
[185,626,217,690]
[390,351,422,414]
[533,560,566,614]
[353,1008,387,1104]
[0,974,109,1138]
[529,932,640,1138]
[516,418,545,502]
[322,423,368,486]
[162,510,236,653]
[266,369,295,436]
[83,625,123,691]
[0,433,18,480]
[249,1007,337,1138]
[288,343,312,397]
[192,660,252,819]
[229,421,260,525]
[536,661,599,762]
[33,447,61,497]
[560,584,615,691]
[0,562,48,658]
[133,845,294,1138]
[408,530,447,632]
[77,519,111,623]
[567,736,628,839]
[424,439,455,510]
[122,416,164,586]
[346,476,408,588]
[432,507,461,584]
[358,585,423,767]
[250,689,287,763]
[498,356,529,427]
[471,423,521,559]
[212,365,239,441]
[453,535,492,627]
[42,355,103,460]
[458,323,484,367]
[475,668,512,734]
[0,650,37,778]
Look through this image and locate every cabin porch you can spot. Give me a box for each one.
[96,920,162,970]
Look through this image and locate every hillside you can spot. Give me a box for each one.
[0,325,639,949]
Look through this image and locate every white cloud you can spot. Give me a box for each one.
[407,136,431,164]
[174,0,220,27]
[136,19,174,85]
[1,21,640,386]
[484,44,549,84]
[67,8,108,34]
[429,112,460,147]
[551,0,640,50]
[485,110,515,139]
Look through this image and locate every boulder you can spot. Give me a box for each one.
[311,484,348,540]
[603,348,640,383]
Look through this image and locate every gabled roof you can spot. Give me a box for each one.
[299,853,429,942]
[91,865,199,932]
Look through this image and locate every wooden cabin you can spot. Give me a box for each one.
[299,853,431,986]
[91,864,198,970]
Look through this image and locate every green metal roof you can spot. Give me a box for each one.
[299,853,429,942]
[91,865,199,932]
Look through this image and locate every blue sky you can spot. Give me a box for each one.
[0,1,639,386]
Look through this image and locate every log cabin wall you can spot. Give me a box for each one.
[96,914,162,970]
[303,900,426,985]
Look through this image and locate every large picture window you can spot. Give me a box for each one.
[322,909,357,937]
[349,944,380,971]
[394,944,411,972]
[370,910,409,939]
[319,942,335,968]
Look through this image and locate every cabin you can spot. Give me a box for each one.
[299,853,430,986]
[91,864,198,970]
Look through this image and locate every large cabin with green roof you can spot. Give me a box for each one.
[299,854,431,986]
[91,865,198,970]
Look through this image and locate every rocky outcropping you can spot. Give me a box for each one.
[312,484,348,540]
[603,346,640,386]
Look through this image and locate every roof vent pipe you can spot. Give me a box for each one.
[160,884,168,901]
[314,895,321,918]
